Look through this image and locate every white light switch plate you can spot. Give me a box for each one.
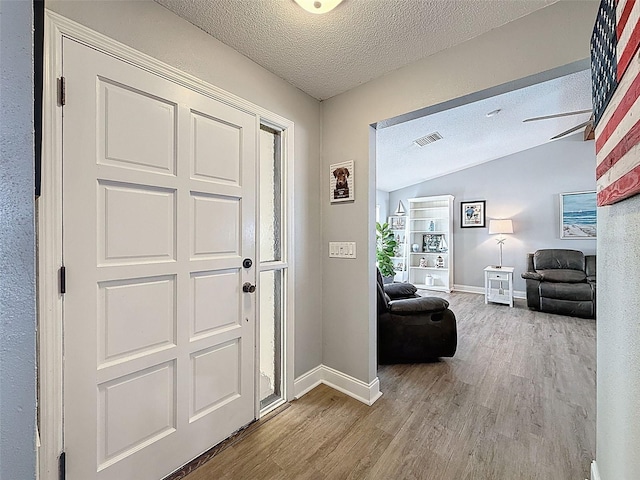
[329,242,356,258]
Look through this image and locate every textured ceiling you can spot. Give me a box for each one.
[376,69,593,192]
[155,0,556,100]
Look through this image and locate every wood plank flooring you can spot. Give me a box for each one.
[183,292,596,480]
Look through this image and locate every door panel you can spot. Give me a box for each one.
[63,38,256,480]
[99,80,177,175]
[98,275,176,365]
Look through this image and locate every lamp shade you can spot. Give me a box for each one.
[488,219,513,234]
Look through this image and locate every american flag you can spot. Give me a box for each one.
[592,0,640,206]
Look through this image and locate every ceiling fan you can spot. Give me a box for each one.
[523,108,594,141]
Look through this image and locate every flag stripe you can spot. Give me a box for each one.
[597,162,640,206]
[596,73,640,166]
[597,139,640,191]
[597,137,640,191]
[617,0,635,38]
[617,15,640,80]
[596,117,640,179]
[595,62,640,154]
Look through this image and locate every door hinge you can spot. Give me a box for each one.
[59,266,66,294]
[58,451,66,480]
[57,77,66,106]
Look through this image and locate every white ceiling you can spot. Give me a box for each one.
[155,0,556,100]
[376,69,593,192]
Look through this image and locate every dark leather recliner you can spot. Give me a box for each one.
[521,249,596,319]
[376,269,457,363]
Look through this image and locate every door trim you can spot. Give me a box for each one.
[38,11,295,480]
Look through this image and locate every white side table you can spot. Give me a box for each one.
[484,266,514,307]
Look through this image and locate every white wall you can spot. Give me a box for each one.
[596,195,640,480]
[321,0,600,384]
[47,0,323,377]
[388,134,597,292]
[0,0,37,478]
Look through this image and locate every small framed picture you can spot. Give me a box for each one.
[389,216,406,230]
[330,160,354,203]
[560,191,597,239]
[461,200,486,228]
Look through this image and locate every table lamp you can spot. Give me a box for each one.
[489,219,513,268]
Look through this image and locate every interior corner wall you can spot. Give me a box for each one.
[320,0,599,384]
[0,0,37,478]
[388,134,597,293]
[596,194,640,480]
[45,0,323,377]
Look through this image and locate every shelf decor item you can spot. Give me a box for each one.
[389,216,406,230]
[461,200,486,228]
[422,234,442,252]
[488,219,514,268]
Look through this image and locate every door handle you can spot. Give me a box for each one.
[242,282,256,293]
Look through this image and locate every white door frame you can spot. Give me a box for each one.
[38,11,295,480]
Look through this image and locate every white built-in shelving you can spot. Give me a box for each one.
[407,195,454,292]
[387,215,408,282]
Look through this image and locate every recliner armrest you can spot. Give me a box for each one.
[388,296,449,314]
[521,271,542,281]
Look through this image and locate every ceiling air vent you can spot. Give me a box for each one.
[413,132,443,147]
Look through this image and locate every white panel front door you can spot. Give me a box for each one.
[62,38,256,480]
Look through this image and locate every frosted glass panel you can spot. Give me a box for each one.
[259,128,282,262]
[259,270,282,407]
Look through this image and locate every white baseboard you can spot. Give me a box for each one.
[453,284,526,300]
[294,365,382,406]
[453,284,484,295]
[293,365,324,399]
[591,461,601,480]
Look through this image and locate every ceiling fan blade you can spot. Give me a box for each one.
[523,109,593,123]
[550,120,591,140]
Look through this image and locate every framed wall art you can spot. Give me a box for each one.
[330,160,354,203]
[560,191,597,239]
[460,200,486,228]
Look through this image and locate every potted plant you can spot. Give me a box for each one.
[376,222,398,283]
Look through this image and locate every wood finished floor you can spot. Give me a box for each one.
[184,292,596,480]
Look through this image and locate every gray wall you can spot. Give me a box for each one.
[376,189,389,223]
[0,0,37,478]
[321,1,599,384]
[597,195,640,480]
[48,0,323,377]
[388,134,596,292]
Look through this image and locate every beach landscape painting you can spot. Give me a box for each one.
[560,191,597,239]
